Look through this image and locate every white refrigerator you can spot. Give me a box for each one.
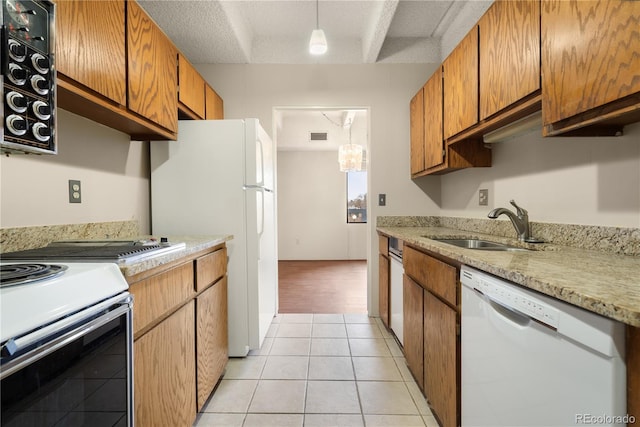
[150,119,278,357]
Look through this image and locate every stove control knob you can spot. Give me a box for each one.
[32,100,51,120]
[8,63,28,86]
[32,122,52,142]
[30,75,49,95]
[8,39,26,62]
[6,114,28,136]
[6,91,28,113]
[31,53,50,74]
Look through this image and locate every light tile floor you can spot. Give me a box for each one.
[193,313,438,427]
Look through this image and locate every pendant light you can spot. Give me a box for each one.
[338,123,363,172]
[309,0,327,55]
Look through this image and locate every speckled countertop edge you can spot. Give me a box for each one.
[377,225,640,327]
[116,235,233,277]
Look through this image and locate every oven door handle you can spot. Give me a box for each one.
[1,293,132,379]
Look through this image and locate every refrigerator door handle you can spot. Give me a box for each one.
[244,185,266,260]
[257,189,265,260]
[256,135,265,187]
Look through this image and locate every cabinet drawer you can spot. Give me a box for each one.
[196,248,227,292]
[404,246,457,306]
[130,262,195,335]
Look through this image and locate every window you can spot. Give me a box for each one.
[347,171,367,223]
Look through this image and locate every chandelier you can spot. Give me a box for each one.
[338,125,363,172]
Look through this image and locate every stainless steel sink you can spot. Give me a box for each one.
[429,238,529,252]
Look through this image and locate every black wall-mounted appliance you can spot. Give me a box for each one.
[1,0,56,154]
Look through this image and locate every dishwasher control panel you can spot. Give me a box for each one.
[461,266,559,329]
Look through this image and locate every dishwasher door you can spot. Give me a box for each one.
[461,265,627,427]
[389,253,404,346]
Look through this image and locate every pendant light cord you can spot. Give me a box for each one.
[316,0,319,30]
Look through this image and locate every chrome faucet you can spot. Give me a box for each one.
[488,200,531,242]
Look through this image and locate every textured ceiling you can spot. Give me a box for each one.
[137,0,486,65]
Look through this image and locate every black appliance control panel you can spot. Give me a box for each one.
[2,0,56,154]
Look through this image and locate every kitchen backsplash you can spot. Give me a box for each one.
[0,220,140,253]
[377,216,640,257]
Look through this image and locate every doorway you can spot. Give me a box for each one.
[273,107,370,314]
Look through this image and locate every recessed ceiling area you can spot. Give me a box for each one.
[137,0,490,64]
[275,109,368,152]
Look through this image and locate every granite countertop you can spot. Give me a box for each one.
[377,225,640,327]
[118,235,233,277]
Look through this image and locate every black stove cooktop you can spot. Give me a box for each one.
[1,241,186,264]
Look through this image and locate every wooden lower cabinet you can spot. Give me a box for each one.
[403,244,460,427]
[196,276,228,410]
[424,290,458,427]
[135,301,196,427]
[128,244,229,427]
[403,275,424,391]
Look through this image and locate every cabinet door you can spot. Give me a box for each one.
[379,254,390,328]
[403,275,424,390]
[424,68,444,170]
[443,26,479,140]
[410,87,425,175]
[542,0,640,126]
[127,0,178,133]
[135,301,196,427]
[179,54,206,119]
[424,291,458,427]
[56,0,126,105]
[479,0,540,120]
[196,277,228,410]
[205,84,225,120]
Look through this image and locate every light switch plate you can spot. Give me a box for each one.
[479,189,488,206]
[378,194,386,206]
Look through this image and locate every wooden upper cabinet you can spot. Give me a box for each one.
[178,54,206,119]
[127,0,178,133]
[542,0,640,135]
[56,0,126,105]
[410,87,425,175]
[479,0,540,120]
[424,69,444,170]
[205,84,225,120]
[443,26,479,140]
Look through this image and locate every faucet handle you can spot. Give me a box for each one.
[509,200,528,218]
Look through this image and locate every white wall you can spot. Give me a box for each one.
[440,122,640,228]
[197,63,442,315]
[0,109,151,232]
[278,150,367,260]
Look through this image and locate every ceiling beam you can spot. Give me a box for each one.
[362,0,400,63]
[217,1,252,63]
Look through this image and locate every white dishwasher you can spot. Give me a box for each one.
[461,265,627,427]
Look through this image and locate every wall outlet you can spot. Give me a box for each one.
[378,194,386,206]
[479,189,488,206]
[69,180,82,203]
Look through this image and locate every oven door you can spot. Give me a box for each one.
[1,293,133,426]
